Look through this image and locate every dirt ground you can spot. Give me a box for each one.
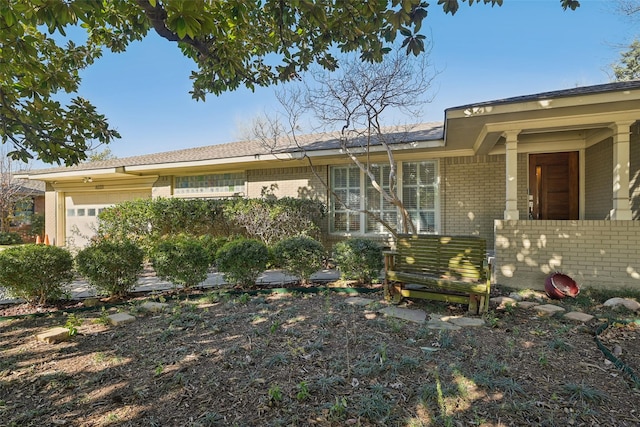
[1,285,639,427]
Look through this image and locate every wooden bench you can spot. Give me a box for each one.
[384,234,491,314]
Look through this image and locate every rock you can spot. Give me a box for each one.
[107,312,136,326]
[378,306,426,323]
[425,319,462,331]
[140,301,169,313]
[535,304,565,316]
[516,301,539,309]
[563,312,594,322]
[508,292,524,301]
[35,327,71,344]
[441,316,485,327]
[603,297,640,311]
[344,297,375,306]
[491,296,517,306]
[82,298,100,307]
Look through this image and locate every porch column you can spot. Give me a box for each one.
[504,130,520,220]
[609,121,634,220]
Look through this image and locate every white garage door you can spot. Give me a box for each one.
[65,191,151,248]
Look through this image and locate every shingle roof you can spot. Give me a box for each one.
[26,122,444,175]
[447,80,640,112]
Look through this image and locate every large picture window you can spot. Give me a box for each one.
[174,172,245,196]
[330,161,438,234]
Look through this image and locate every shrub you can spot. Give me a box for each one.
[272,236,325,284]
[198,234,229,267]
[333,238,383,283]
[0,231,23,245]
[75,239,145,297]
[216,239,269,288]
[151,235,210,289]
[0,244,74,304]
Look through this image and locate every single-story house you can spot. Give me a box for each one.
[16,80,640,291]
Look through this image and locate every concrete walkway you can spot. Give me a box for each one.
[0,268,342,305]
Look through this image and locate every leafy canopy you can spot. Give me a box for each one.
[0,0,579,165]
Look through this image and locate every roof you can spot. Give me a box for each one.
[25,122,444,176]
[447,80,640,112]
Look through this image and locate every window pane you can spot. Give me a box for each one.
[67,209,75,217]
[77,209,85,217]
[88,208,96,217]
[334,213,347,232]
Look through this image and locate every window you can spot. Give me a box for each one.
[403,161,438,233]
[329,161,438,234]
[331,166,361,232]
[174,172,245,195]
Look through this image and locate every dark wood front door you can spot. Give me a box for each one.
[529,152,579,220]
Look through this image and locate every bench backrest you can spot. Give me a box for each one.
[395,234,488,282]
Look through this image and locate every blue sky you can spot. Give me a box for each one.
[66,0,636,161]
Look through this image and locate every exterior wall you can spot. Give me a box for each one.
[585,138,613,219]
[631,123,640,219]
[44,183,57,245]
[440,154,528,249]
[152,176,173,198]
[246,166,328,201]
[494,219,640,291]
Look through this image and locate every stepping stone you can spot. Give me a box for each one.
[491,296,517,306]
[35,327,71,344]
[140,301,170,313]
[603,297,640,311]
[535,304,565,316]
[344,297,375,306]
[516,301,539,309]
[82,298,100,307]
[426,319,462,331]
[507,292,524,302]
[378,306,426,323]
[564,312,594,322]
[441,316,485,327]
[108,312,136,326]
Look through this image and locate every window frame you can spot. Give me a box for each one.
[329,161,439,235]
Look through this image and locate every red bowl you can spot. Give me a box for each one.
[545,273,580,299]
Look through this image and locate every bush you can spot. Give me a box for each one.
[216,239,269,288]
[75,239,145,297]
[0,244,74,305]
[333,238,383,283]
[0,231,23,245]
[272,236,325,284]
[198,234,229,267]
[151,235,210,289]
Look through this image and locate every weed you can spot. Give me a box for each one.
[154,363,164,376]
[93,307,111,326]
[328,396,348,420]
[268,384,283,404]
[563,382,608,403]
[199,411,225,426]
[538,352,549,367]
[236,293,251,304]
[386,317,404,333]
[269,320,281,334]
[64,313,83,336]
[296,381,310,401]
[548,338,572,352]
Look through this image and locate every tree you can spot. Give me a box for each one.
[611,39,640,81]
[253,49,436,236]
[87,147,117,162]
[1,0,579,166]
[0,147,34,233]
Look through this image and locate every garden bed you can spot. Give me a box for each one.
[1,287,639,426]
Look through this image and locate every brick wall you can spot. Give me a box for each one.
[246,166,328,201]
[441,154,519,249]
[585,138,613,219]
[495,219,640,291]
